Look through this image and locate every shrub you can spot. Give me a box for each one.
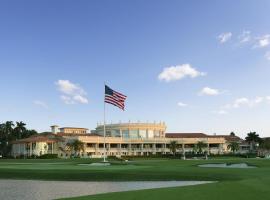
[39,154,58,159]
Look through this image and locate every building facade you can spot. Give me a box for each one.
[11,122,247,158]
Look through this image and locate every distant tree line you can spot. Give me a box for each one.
[0,121,37,157]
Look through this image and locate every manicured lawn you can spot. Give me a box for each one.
[0,158,270,200]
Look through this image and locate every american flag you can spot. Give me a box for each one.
[105,85,127,110]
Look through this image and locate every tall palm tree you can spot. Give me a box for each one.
[169,141,178,155]
[245,132,261,152]
[1,121,14,156]
[14,121,26,139]
[227,142,240,154]
[196,141,208,154]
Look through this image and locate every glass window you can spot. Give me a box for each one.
[139,130,147,138]
[148,130,154,138]
[111,129,120,137]
[129,130,139,138]
[122,130,129,138]
[154,130,160,138]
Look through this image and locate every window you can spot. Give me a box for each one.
[154,130,160,138]
[111,129,120,137]
[122,130,129,138]
[129,130,139,138]
[139,130,147,138]
[148,130,154,138]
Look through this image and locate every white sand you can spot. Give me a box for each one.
[0,179,213,200]
[198,163,256,168]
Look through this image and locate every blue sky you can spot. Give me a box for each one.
[0,0,270,138]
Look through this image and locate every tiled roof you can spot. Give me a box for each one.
[165,133,209,138]
[57,132,99,137]
[11,133,64,144]
[59,127,88,130]
[218,135,243,142]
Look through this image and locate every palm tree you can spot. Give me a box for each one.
[73,140,85,156]
[0,121,14,156]
[169,141,178,155]
[230,132,235,136]
[196,141,208,154]
[245,132,261,152]
[14,121,26,139]
[65,140,85,157]
[227,142,240,154]
[3,121,14,137]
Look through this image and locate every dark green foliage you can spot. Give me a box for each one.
[245,132,262,152]
[227,142,240,153]
[0,121,38,157]
[39,154,58,159]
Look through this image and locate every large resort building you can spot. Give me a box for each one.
[11,122,249,158]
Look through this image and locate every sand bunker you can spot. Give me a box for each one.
[198,163,256,168]
[0,180,213,200]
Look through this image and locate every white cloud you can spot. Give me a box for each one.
[33,100,48,109]
[60,96,75,105]
[213,110,228,115]
[199,87,220,96]
[238,30,251,43]
[224,96,265,109]
[56,80,89,104]
[177,102,188,107]
[218,32,232,43]
[265,51,270,60]
[254,34,270,48]
[158,64,206,82]
[232,98,251,108]
[73,95,89,104]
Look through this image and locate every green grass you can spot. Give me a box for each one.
[0,158,270,200]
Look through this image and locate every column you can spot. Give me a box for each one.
[30,143,33,156]
[120,129,122,157]
[207,143,210,155]
[95,143,99,156]
[219,143,223,154]
[141,143,144,156]
[182,143,186,160]
[153,143,156,155]
[128,143,132,155]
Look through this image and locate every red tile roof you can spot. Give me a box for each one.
[11,133,64,144]
[56,132,98,136]
[165,133,209,138]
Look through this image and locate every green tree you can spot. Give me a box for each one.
[0,121,37,157]
[245,132,261,152]
[230,132,235,136]
[169,141,178,155]
[14,121,26,139]
[260,138,270,150]
[0,121,14,156]
[65,140,85,157]
[196,141,208,154]
[227,142,240,154]
[73,140,85,155]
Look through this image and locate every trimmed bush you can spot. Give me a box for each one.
[39,154,58,159]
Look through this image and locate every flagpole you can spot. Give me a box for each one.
[103,83,106,162]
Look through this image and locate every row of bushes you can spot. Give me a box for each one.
[13,154,58,159]
[9,153,260,159]
[119,152,260,160]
